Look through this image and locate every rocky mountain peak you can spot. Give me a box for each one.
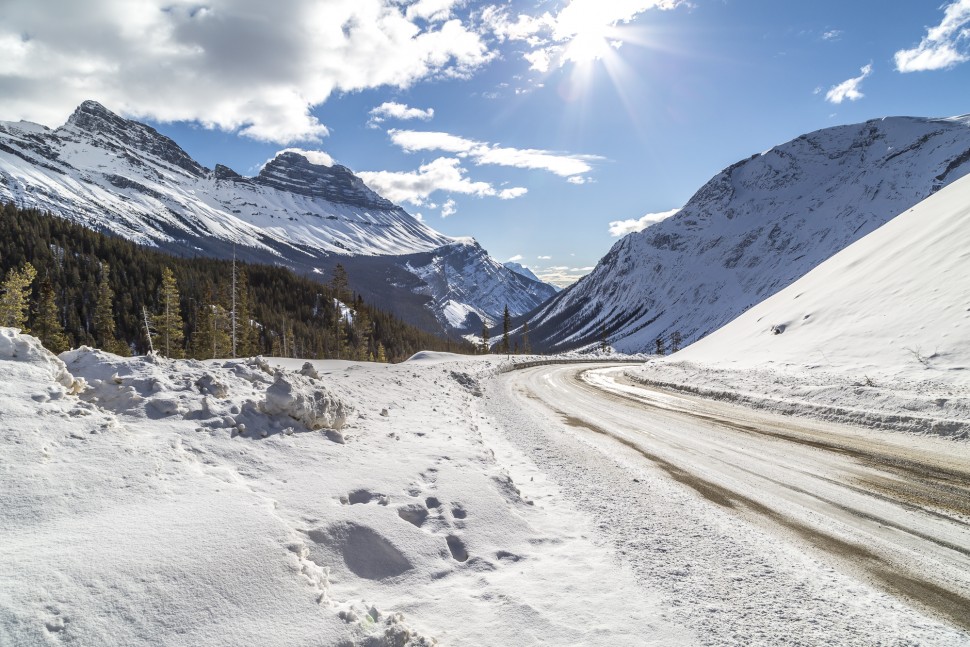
[62,100,207,178]
[257,151,396,210]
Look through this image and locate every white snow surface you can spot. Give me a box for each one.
[0,331,691,646]
[2,330,969,644]
[530,114,970,353]
[632,173,970,438]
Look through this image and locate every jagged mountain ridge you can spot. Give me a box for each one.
[528,114,970,353]
[0,100,556,335]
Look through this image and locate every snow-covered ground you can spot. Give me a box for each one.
[631,171,970,439]
[0,331,690,646]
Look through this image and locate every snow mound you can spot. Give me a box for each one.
[403,351,468,364]
[0,327,84,393]
[261,371,351,430]
[61,349,353,438]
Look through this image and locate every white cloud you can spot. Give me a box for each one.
[608,208,679,236]
[822,29,842,41]
[359,157,527,205]
[441,198,457,217]
[388,128,601,179]
[482,0,684,71]
[0,0,493,143]
[368,101,435,127]
[825,64,872,104]
[406,0,461,23]
[537,255,552,260]
[499,187,528,199]
[506,254,524,262]
[894,0,970,72]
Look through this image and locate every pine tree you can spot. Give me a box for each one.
[33,276,70,352]
[480,318,491,354]
[152,267,185,358]
[93,263,129,355]
[230,249,238,357]
[376,342,387,363]
[655,336,665,356]
[354,307,373,361]
[0,262,37,330]
[671,331,683,353]
[234,268,256,356]
[330,264,350,302]
[501,304,511,356]
[521,321,531,355]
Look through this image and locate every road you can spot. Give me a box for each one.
[485,362,970,644]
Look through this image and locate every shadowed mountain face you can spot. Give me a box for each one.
[0,101,556,336]
[527,114,970,353]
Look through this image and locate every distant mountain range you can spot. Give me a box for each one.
[525,114,970,353]
[0,100,556,336]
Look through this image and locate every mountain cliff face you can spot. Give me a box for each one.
[527,114,970,353]
[0,101,556,335]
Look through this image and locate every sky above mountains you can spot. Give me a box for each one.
[3,0,970,286]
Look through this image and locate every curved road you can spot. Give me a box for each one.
[488,362,970,640]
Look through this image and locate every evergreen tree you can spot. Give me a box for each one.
[670,330,683,353]
[480,318,491,354]
[376,342,387,363]
[655,336,665,356]
[93,263,129,355]
[0,262,37,330]
[330,264,350,302]
[354,306,373,361]
[152,267,185,358]
[521,321,531,355]
[234,268,257,356]
[501,304,511,356]
[600,326,609,354]
[33,276,70,352]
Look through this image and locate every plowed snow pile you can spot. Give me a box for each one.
[632,172,970,438]
[0,331,685,646]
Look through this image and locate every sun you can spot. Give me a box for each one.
[562,23,619,65]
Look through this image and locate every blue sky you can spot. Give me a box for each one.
[3,1,970,286]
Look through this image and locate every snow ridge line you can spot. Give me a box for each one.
[625,373,970,439]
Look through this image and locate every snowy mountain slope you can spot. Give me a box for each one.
[675,171,970,380]
[0,101,555,335]
[527,114,970,353]
[628,173,970,437]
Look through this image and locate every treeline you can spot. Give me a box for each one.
[0,202,474,361]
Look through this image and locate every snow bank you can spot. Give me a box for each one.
[630,360,970,439]
[60,350,354,439]
[0,327,84,394]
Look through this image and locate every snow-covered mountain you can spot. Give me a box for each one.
[674,171,970,382]
[527,114,970,353]
[503,261,560,292]
[0,100,556,335]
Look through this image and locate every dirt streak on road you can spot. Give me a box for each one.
[516,364,970,631]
